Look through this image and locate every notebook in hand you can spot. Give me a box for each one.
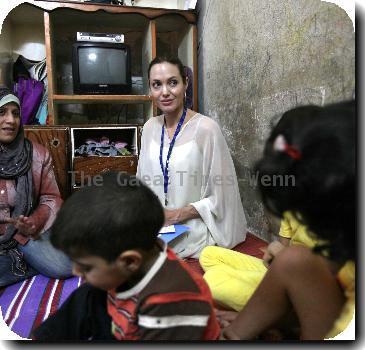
[158,224,189,243]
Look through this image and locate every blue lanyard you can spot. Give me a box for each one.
[159,109,187,206]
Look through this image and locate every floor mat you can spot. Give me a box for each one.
[0,275,81,339]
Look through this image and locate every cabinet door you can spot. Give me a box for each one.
[24,126,70,199]
[72,155,137,186]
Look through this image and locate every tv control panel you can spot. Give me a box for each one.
[77,32,124,43]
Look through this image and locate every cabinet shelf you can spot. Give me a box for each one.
[52,94,152,104]
[2,1,197,125]
[33,0,196,24]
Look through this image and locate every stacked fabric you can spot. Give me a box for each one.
[75,137,131,156]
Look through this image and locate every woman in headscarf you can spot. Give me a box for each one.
[0,86,72,286]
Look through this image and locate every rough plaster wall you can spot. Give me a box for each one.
[197,0,355,241]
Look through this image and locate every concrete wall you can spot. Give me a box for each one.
[197,0,355,241]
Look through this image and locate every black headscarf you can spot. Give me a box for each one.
[0,87,33,276]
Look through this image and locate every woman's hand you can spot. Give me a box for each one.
[164,209,183,226]
[163,205,200,226]
[262,241,285,268]
[6,215,38,239]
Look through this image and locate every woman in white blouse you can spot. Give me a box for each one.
[137,56,247,258]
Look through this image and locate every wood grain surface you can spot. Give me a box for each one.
[24,126,71,199]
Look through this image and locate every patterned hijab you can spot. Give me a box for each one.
[0,87,33,244]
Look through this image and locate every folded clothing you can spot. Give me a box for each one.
[75,137,131,156]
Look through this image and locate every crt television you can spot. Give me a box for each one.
[72,42,132,94]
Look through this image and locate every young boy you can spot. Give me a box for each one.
[33,172,220,341]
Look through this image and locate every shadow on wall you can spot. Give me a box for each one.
[197,0,355,239]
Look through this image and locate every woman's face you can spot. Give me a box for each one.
[149,62,187,115]
[0,102,21,144]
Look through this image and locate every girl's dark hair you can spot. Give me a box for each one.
[148,56,186,84]
[255,100,355,263]
[50,172,164,262]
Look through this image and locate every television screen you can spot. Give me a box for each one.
[78,47,127,85]
[72,42,132,94]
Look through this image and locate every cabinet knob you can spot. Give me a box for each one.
[51,138,60,148]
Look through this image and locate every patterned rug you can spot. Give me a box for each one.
[0,275,81,339]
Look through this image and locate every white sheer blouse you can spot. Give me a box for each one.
[137,113,247,258]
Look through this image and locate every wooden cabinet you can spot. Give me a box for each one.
[2,1,197,125]
[24,126,70,199]
[70,125,138,186]
[24,125,140,197]
[73,155,137,183]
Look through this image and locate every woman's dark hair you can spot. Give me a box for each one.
[148,56,187,84]
[50,172,164,262]
[255,100,355,263]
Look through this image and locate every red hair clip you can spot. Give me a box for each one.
[273,135,302,160]
[284,144,301,160]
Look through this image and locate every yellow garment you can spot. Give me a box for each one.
[326,261,355,339]
[200,211,317,311]
[199,246,267,311]
[279,212,317,248]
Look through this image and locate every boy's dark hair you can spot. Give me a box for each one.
[50,172,164,262]
[148,56,187,84]
[255,100,355,263]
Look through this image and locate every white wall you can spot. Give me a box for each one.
[0,1,37,35]
[0,2,45,87]
[0,1,46,62]
[0,18,12,55]
[0,18,13,86]
[11,23,45,61]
